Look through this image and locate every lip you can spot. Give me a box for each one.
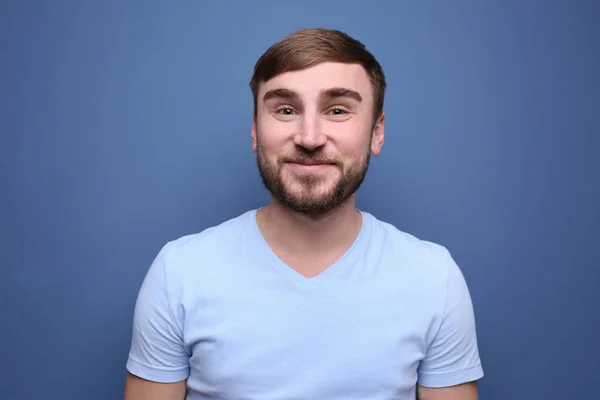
[285,161,336,171]
[286,161,335,166]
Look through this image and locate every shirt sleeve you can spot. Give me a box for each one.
[417,248,484,387]
[126,242,190,383]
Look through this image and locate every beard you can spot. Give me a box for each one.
[256,137,371,216]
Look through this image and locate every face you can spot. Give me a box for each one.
[251,62,384,216]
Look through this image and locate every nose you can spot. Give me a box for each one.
[293,115,327,150]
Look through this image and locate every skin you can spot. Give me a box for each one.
[123,373,186,400]
[124,61,478,399]
[251,62,384,278]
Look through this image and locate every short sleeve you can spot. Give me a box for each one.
[126,243,190,383]
[417,249,484,387]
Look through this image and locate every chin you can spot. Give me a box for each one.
[284,179,337,196]
[287,187,337,206]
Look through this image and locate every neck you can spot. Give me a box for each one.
[256,196,363,256]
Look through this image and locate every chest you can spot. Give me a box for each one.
[182,284,430,399]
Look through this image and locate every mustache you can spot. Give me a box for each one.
[280,151,340,165]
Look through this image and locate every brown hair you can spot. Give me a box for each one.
[249,28,386,123]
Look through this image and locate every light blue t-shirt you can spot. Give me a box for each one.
[126,209,483,399]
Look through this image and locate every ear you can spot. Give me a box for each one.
[251,120,258,152]
[370,112,385,156]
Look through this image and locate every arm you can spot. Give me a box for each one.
[124,242,190,399]
[416,248,484,397]
[124,372,186,400]
[417,381,478,400]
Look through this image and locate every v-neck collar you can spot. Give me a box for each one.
[248,208,372,289]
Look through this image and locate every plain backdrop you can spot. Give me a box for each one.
[1,1,599,399]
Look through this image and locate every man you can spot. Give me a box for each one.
[124,28,484,400]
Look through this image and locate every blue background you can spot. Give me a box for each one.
[2,1,599,399]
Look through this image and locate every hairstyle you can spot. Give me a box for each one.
[249,28,386,123]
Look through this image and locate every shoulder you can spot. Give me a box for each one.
[164,210,254,253]
[365,211,457,279]
[362,211,470,321]
[154,209,257,281]
[364,212,480,356]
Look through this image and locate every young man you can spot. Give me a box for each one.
[124,28,484,400]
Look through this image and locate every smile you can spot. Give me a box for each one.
[285,162,336,171]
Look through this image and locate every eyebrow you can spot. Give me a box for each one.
[262,87,363,103]
[320,87,362,102]
[262,88,299,103]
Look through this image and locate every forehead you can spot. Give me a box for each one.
[258,62,373,102]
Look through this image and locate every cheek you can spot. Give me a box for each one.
[329,126,372,157]
[257,119,296,149]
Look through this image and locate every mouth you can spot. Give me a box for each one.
[284,160,337,172]
[285,159,337,166]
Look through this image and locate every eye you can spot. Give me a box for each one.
[328,107,348,116]
[276,106,295,116]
